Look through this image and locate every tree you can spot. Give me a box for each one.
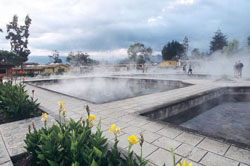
[161,40,185,60]
[183,36,189,57]
[0,50,23,64]
[210,29,228,53]
[127,43,152,64]
[190,48,201,59]
[5,15,32,65]
[66,51,97,66]
[223,39,240,55]
[49,50,62,63]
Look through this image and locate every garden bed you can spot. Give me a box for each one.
[12,153,32,166]
[0,108,43,125]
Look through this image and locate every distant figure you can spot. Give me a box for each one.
[234,62,238,77]
[183,63,187,73]
[188,64,192,75]
[238,61,244,78]
[234,61,244,78]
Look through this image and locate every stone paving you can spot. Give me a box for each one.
[0,75,250,166]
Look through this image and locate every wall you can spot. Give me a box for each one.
[141,87,249,120]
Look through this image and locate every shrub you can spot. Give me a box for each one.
[25,104,147,166]
[25,103,193,166]
[0,81,40,119]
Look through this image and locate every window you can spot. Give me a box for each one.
[0,69,6,74]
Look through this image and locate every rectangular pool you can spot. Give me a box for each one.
[142,87,250,147]
[28,77,190,104]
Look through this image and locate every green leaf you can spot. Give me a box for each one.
[47,159,59,166]
[91,159,98,166]
[93,146,102,158]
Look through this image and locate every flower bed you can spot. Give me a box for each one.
[0,81,41,124]
[23,102,193,166]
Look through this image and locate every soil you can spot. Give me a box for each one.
[12,153,32,166]
[0,109,44,125]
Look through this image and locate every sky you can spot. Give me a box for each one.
[0,0,250,59]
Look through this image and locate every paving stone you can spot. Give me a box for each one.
[225,146,250,165]
[101,117,119,125]
[119,114,137,123]
[197,138,230,155]
[0,161,13,166]
[131,142,158,158]
[127,118,151,127]
[146,148,181,166]
[0,137,10,164]
[140,122,164,132]
[200,152,239,166]
[175,132,204,146]
[175,143,194,157]
[178,158,203,166]
[115,121,131,129]
[111,134,130,149]
[153,136,182,151]
[156,127,183,139]
[188,147,207,162]
[141,131,161,143]
[122,126,145,135]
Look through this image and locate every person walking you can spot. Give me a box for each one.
[188,64,192,75]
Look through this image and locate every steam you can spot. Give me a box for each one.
[189,49,250,77]
[32,77,184,104]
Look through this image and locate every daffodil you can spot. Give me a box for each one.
[88,114,96,121]
[109,124,116,132]
[128,135,138,145]
[116,127,120,134]
[58,100,65,109]
[41,113,48,122]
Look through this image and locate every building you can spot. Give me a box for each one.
[12,63,43,76]
[12,63,70,76]
[159,60,180,67]
[42,63,69,73]
[0,62,14,77]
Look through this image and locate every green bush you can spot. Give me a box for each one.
[25,104,193,166]
[0,81,40,119]
[25,105,148,166]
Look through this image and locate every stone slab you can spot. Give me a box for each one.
[200,152,239,166]
[146,148,181,166]
[225,146,250,165]
[153,136,182,150]
[197,138,230,155]
[175,132,204,146]
[156,127,183,139]
[188,147,207,163]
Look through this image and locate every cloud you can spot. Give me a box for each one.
[0,0,249,58]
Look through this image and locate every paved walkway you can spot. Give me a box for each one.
[0,76,250,166]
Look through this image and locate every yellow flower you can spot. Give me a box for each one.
[177,160,192,166]
[116,127,120,134]
[109,124,116,132]
[88,114,96,121]
[58,100,65,109]
[41,113,48,121]
[128,135,138,145]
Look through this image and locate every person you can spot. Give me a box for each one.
[234,62,238,77]
[238,61,244,78]
[188,64,192,75]
[183,63,187,73]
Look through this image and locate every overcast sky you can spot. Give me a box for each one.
[0,0,249,58]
